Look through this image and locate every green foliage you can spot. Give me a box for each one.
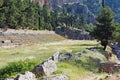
[0,59,39,79]
[0,0,40,29]
[91,7,115,50]
[0,0,88,31]
[112,23,120,43]
[0,0,3,7]
[84,23,94,32]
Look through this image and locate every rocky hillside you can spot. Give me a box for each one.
[33,0,120,22]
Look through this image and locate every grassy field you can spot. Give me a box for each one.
[0,40,97,68]
[0,40,116,80]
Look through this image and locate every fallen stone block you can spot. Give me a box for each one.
[32,60,57,77]
[99,62,120,73]
[52,52,60,63]
[42,60,57,76]
[32,64,45,77]
[14,71,36,80]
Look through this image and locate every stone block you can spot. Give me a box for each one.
[32,60,57,77]
[99,62,120,73]
[14,71,36,80]
[52,52,60,63]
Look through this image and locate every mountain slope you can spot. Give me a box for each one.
[34,0,120,22]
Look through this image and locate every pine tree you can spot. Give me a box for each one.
[0,13,6,28]
[42,4,51,30]
[0,0,3,7]
[92,7,115,50]
[51,10,58,30]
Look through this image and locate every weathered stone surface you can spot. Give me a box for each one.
[32,64,45,77]
[99,62,120,73]
[14,71,36,80]
[41,74,69,80]
[42,60,57,76]
[51,0,120,21]
[59,53,72,61]
[32,60,57,77]
[52,52,60,63]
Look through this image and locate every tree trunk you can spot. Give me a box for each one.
[101,40,108,51]
[103,44,107,50]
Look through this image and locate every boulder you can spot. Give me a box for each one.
[14,71,36,80]
[52,52,60,63]
[99,62,120,73]
[59,53,72,61]
[41,74,69,80]
[32,60,57,77]
[42,60,57,76]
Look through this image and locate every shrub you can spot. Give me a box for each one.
[0,59,39,80]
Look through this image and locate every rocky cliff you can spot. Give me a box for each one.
[32,0,120,22]
[105,0,120,21]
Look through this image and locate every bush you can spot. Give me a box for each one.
[0,59,39,80]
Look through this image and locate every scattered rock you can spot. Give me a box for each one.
[14,71,36,80]
[82,50,87,54]
[32,60,57,77]
[86,47,97,52]
[41,74,69,80]
[99,62,120,73]
[59,53,72,61]
[74,52,81,58]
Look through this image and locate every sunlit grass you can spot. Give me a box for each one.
[0,40,97,68]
